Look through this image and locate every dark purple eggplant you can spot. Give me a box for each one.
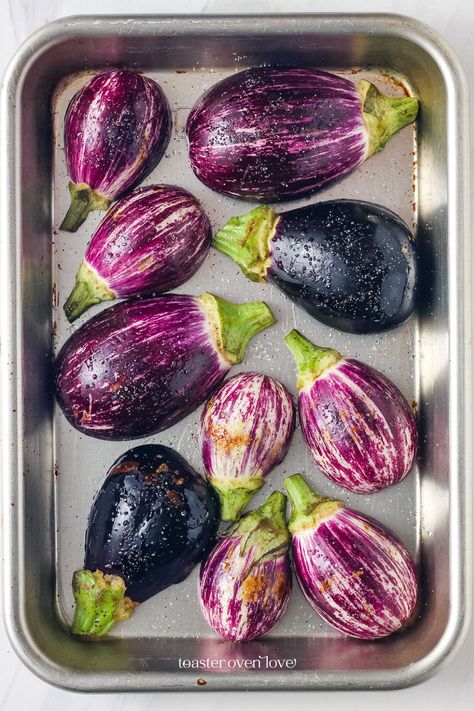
[63,185,211,322]
[71,445,219,637]
[61,69,171,232]
[186,67,418,201]
[213,200,417,334]
[199,491,291,641]
[55,293,275,440]
[284,474,418,639]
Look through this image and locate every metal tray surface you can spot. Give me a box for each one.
[1,14,471,692]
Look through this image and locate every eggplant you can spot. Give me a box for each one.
[213,200,417,334]
[199,491,291,641]
[71,445,219,637]
[201,372,295,520]
[55,293,275,440]
[186,67,418,201]
[63,185,211,322]
[285,330,417,494]
[284,474,418,639]
[61,69,171,232]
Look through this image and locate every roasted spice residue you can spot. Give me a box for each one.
[207,423,250,454]
[109,372,126,392]
[141,470,161,486]
[274,570,287,598]
[80,394,93,424]
[111,461,138,475]
[165,489,182,507]
[319,578,332,593]
[241,571,266,603]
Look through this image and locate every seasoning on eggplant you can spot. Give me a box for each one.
[213,200,417,334]
[284,330,417,494]
[201,372,295,520]
[61,69,171,232]
[284,474,418,639]
[63,185,211,322]
[55,293,275,440]
[199,491,291,641]
[71,445,219,637]
[186,67,418,201]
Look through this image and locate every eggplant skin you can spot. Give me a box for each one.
[200,372,295,516]
[199,536,291,641]
[186,67,368,201]
[65,69,171,199]
[270,200,417,334]
[299,357,418,494]
[292,507,418,639]
[55,295,227,440]
[86,185,211,297]
[85,445,219,603]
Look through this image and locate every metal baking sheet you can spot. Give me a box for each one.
[1,14,471,692]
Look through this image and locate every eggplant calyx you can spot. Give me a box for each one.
[212,205,278,282]
[200,293,276,365]
[60,181,111,232]
[358,80,419,157]
[210,476,264,521]
[226,491,290,568]
[71,569,137,638]
[64,261,116,322]
[284,329,341,390]
[284,474,343,535]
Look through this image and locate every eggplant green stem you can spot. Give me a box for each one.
[212,205,279,282]
[64,262,116,322]
[71,569,137,638]
[358,80,419,157]
[227,490,290,567]
[284,329,341,390]
[284,474,343,535]
[60,181,111,232]
[211,476,264,521]
[201,293,276,365]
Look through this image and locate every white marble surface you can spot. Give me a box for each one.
[1,0,473,709]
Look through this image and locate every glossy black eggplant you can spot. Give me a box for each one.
[213,200,417,334]
[71,445,219,638]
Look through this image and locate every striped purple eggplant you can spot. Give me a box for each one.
[61,69,171,232]
[213,200,417,334]
[55,293,275,440]
[285,474,418,639]
[186,67,418,201]
[201,372,295,520]
[199,491,292,641]
[63,185,211,322]
[285,330,417,494]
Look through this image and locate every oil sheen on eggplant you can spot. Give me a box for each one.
[85,445,219,602]
[71,445,219,637]
[213,200,417,334]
